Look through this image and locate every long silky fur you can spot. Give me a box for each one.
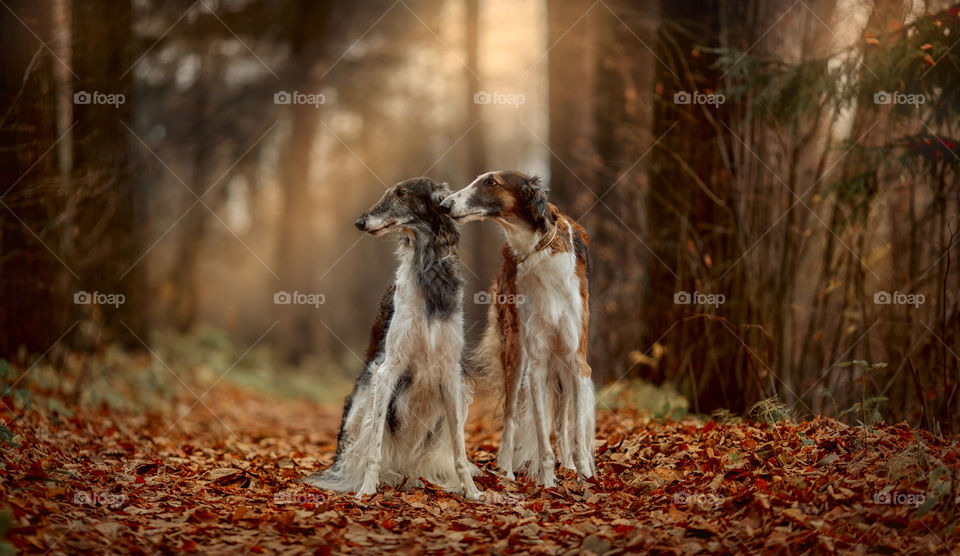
[449,171,596,484]
[469,305,563,482]
[304,179,477,495]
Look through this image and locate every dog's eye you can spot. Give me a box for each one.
[396,188,406,198]
[484,178,496,187]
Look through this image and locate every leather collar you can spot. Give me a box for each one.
[516,223,558,265]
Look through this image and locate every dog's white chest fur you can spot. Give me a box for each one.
[511,235,584,351]
[517,252,580,322]
[388,256,464,373]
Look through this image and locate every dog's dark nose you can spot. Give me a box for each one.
[438,198,453,214]
[355,217,366,231]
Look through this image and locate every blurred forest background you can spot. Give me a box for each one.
[1,0,958,433]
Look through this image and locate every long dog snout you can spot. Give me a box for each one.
[438,197,454,214]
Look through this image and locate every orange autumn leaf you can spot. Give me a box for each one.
[2,380,956,553]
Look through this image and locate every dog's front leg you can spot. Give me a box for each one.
[356,360,400,499]
[571,360,596,479]
[555,365,575,470]
[440,372,480,500]
[527,357,557,488]
[576,364,597,478]
[457,364,481,477]
[497,360,524,480]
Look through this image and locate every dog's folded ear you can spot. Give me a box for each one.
[429,181,452,206]
[520,175,548,200]
[520,175,549,227]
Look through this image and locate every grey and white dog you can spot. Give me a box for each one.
[303,177,480,500]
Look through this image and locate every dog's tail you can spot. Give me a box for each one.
[301,442,363,492]
[301,430,374,493]
[301,376,369,493]
[302,465,350,491]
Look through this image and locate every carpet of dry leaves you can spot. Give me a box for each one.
[2,382,959,555]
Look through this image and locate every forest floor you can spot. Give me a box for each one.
[2,375,959,554]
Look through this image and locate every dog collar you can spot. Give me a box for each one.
[516,223,558,265]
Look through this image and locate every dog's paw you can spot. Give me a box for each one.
[495,460,516,481]
[462,483,481,501]
[355,488,375,500]
[355,479,378,499]
[577,464,595,480]
[574,458,595,480]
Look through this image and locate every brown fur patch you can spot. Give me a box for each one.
[489,211,593,391]
[491,245,522,413]
[488,186,517,214]
[570,219,592,378]
[365,283,396,363]
[547,207,575,255]
[487,171,552,232]
[477,181,593,397]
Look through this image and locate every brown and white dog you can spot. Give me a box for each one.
[439,171,595,486]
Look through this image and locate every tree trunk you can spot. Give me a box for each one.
[52,0,74,240]
[0,1,64,357]
[589,0,659,382]
[274,104,321,363]
[72,0,143,345]
[547,0,597,209]
[273,0,332,363]
[0,0,141,358]
[459,0,492,344]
